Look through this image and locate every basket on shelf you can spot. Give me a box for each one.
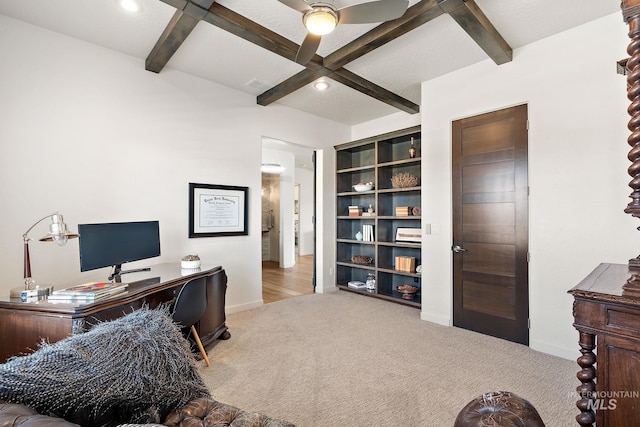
[391,172,419,188]
[396,284,419,299]
[397,284,419,294]
[351,255,373,265]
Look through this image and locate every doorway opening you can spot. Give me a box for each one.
[261,137,316,303]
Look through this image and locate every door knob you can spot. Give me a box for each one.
[451,245,466,253]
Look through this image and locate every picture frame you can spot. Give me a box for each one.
[395,227,421,243]
[189,183,248,238]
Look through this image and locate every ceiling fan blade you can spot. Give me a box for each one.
[338,0,409,24]
[277,0,312,13]
[295,33,321,65]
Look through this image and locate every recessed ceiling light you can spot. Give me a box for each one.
[116,0,141,13]
[314,80,329,91]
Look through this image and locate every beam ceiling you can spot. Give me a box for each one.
[146,0,512,115]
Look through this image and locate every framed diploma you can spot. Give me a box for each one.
[189,183,248,238]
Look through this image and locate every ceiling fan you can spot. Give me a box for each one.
[278,0,410,65]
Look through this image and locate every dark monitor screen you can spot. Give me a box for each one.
[78,221,160,273]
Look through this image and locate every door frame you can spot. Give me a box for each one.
[260,140,318,295]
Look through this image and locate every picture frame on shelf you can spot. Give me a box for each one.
[395,227,421,243]
[189,182,248,238]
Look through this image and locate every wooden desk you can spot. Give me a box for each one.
[569,263,640,426]
[0,263,229,362]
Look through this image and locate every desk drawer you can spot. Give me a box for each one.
[606,306,640,336]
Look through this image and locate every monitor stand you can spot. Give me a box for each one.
[109,264,151,282]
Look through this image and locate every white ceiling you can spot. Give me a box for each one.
[0,0,622,127]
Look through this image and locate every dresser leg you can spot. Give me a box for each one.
[575,331,596,426]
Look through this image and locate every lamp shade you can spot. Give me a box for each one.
[303,7,338,35]
[22,212,79,290]
[38,213,79,246]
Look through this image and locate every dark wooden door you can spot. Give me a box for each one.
[452,104,529,345]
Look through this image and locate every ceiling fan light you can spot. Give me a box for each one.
[304,7,338,36]
[261,163,286,174]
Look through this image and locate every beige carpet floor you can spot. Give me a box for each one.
[198,291,578,426]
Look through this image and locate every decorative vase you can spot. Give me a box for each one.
[355,231,363,241]
[181,255,201,269]
[409,137,416,159]
[181,260,201,269]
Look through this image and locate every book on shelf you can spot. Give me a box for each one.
[348,206,362,217]
[347,281,367,290]
[362,224,374,242]
[395,256,416,272]
[395,206,410,217]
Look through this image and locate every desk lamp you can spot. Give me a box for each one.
[16,213,79,297]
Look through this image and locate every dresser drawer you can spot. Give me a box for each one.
[606,305,640,337]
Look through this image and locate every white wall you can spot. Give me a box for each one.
[351,111,421,141]
[277,151,296,268]
[0,15,349,310]
[260,175,274,260]
[295,167,314,256]
[419,12,635,359]
[314,148,336,294]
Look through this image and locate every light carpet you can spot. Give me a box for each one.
[198,291,578,426]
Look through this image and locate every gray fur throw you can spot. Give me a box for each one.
[0,308,210,427]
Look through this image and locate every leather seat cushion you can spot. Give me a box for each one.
[0,401,78,427]
[454,391,545,427]
[163,397,295,427]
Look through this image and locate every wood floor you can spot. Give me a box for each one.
[262,255,315,303]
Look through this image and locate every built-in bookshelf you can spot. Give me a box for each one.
[335,125,422,308]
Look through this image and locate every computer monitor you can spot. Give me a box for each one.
[78,220,160,280]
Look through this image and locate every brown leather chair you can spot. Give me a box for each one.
[0,401,78,426]
[454,391,545,427]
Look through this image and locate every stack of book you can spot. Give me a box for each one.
[362,224,374,242]
[395,206,411,216]
[348,206,362,217]
[395,256,416,272]
[47,281,128,303]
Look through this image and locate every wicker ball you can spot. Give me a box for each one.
[351,255,373,265]
[391,172,419,188]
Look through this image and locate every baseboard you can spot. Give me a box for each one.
[225,300,263,314]
[315,284,339,294]
[529,339,576,361]
[420,310,451,327]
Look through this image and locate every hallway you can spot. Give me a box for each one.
[262,255,315,303]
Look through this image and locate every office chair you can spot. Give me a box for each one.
[171,276,211,367]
